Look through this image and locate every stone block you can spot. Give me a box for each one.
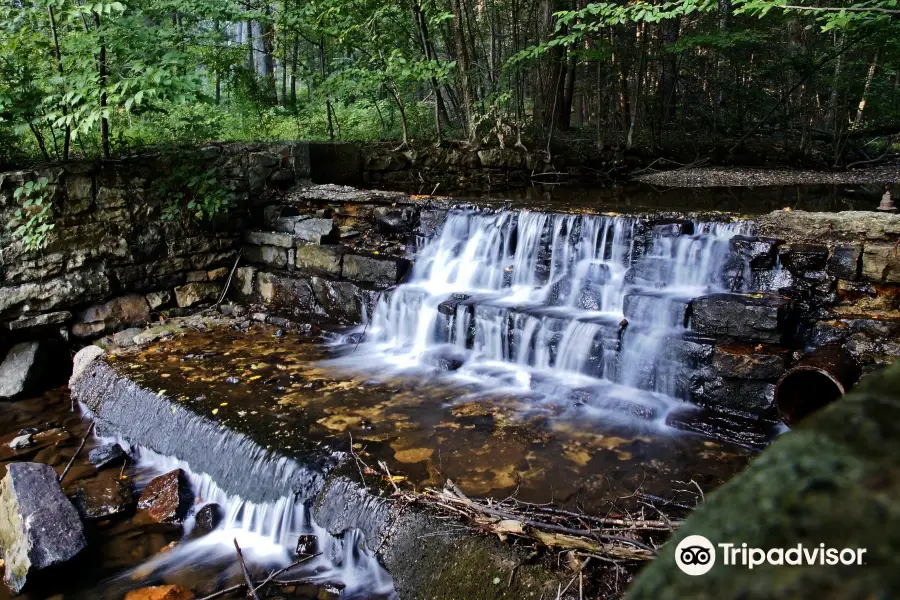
[174,282,219,308]
[234,266,257,298]
[342,254,410,287]
[0,268,110,321]
[146,290,173,310]
[245,230,295,248]
[862,244,900,283]
[256,272,316,314]
[186,270,207,282]
[295,244,344,276]
[207,267,229,281]
[712,343,788,380]
[827,244,862,281]
[242,244,289,269]
[294,218,339,244]
[690,293,793,344]
[3,311,71,332]
[0,463,86,593]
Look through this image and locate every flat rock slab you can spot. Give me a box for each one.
[691,293,793,344]
[0,462,87,593]
[137,469,194,523]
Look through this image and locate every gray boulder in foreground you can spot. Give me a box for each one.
[0,463,87,593]
[627,362,900,599]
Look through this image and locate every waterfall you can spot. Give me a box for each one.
[340,210,750,427]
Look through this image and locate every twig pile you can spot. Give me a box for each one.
[402,480,682,562]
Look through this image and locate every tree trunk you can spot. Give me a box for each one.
[290,35,299,110]
[852,50,879,130]
[452,0,476,140]
[47,5,70,160]
[658,17,680,124]
[94,12,110,158]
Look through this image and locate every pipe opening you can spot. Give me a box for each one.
[776,368,844,427]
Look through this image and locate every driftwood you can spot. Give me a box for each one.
[59,421,95,484]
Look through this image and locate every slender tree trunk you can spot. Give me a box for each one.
[94,13,110,158]
[28,123,51,161]
[658,17,680,124]
[290,35,299,110]
[47,5,70,160]
[852,50,879,130]
[319,39,334,139]
[452,0,476,140]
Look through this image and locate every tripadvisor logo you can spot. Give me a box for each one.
[675,535,867,576]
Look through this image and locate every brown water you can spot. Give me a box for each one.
[112,322,757,512]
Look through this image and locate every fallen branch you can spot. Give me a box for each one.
[234,539,261,600]
[59,421,95,484]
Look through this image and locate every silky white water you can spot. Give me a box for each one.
[93,440,397,599]
[335,210,751,427]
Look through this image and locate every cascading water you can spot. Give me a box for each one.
[89,441,397,600]
[339,210,751,427]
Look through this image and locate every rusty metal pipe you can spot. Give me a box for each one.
[775,344,860,427]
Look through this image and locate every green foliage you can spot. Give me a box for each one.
[6,177,55,252]
[159,166,231,222]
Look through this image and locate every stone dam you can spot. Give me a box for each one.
[1,144,899,599]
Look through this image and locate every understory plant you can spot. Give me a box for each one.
[160,166,231,222]
[6,177,54,252]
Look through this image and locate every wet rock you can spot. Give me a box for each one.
[146,290,173,310]
[729,235,781,270]
[0,267,110,321]
[124,585,195,600]
[688,369,777,416]
[9,435,32,450]
[779,243,829,273]
[72,294,151,338]
[690,293,793,344]
[295,533,318,555]
[374,207,413,235]
[88,443,127,469]
[0,463,87,593]
[295,244,344,276]
[342,254,410,287]
[174,282,219,308]
[69,478,134,520]
[862,243,900,283]
[191,503,223,537]
[826,244,862,281]
[0,340,71,400]
[310,277,378,323]
[137,469,194,523]
[418,209,447,239]
[712,343,788,380]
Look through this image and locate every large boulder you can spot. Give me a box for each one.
[0,463,87,593]
[627,362,900,600]
[0,340,71,400]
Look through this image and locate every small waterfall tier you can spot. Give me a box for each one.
[345,210,753,427]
